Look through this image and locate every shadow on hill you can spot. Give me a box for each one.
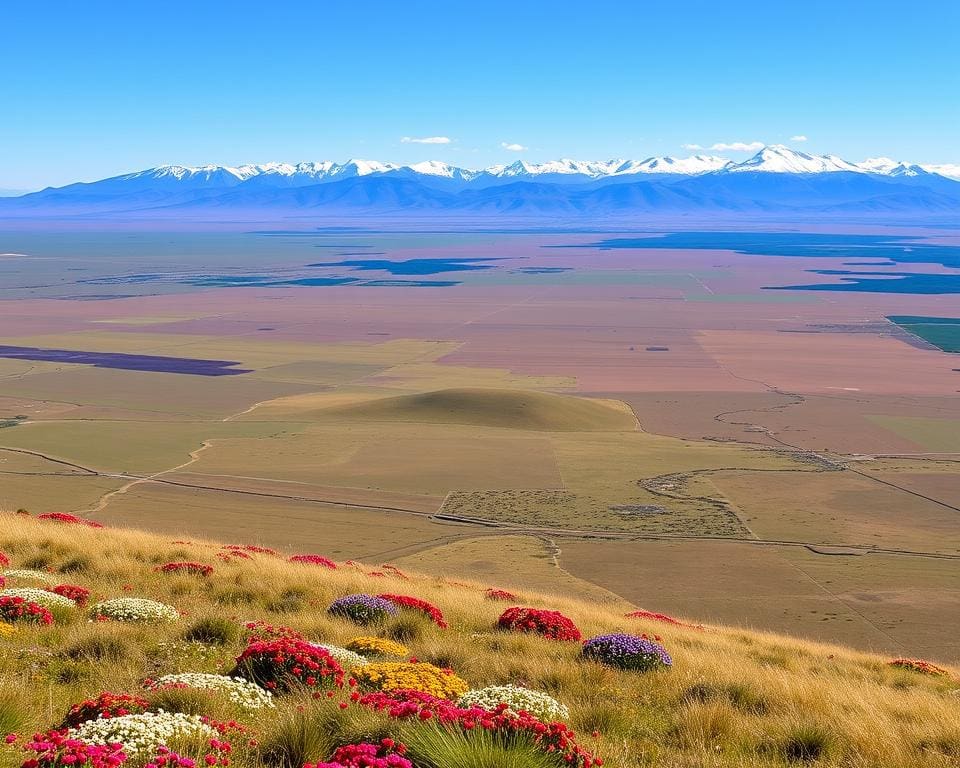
[321,388,637,432]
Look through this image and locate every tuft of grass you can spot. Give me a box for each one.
[64,635,129,662]
[182,616,240,646]
[773,722,838,763]
[401,724,562,768]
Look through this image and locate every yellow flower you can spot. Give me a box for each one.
[0,622,16,638]
[346,636,409,658]
[354,662,469,700]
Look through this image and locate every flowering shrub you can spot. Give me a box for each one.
[61,691,150,729]
[356,690,600,767]
[223,544,278,556]
[90,598,179,623]
[50,584,91,607]
[379,564,409,580]
[1,587,76,610]
[625,609,702,629]
[0,595,54,625]
[2,569,53,584]
[345,636,409,658]
[311,643,368,670]
[0,621,15,638]
[377,594,447,628]
[0,551,9,567]
[156,562,214,576]
[457,684,569,722]
[289,554,338,569]
[19,731,128,768]
[37,512,104,528]
[353,662,468,700]
[496,607,582,641]
[233,638,344,692]
[306,739,412,768]
[242,620,305,643]
[888,658,950,677]
[146,673,274,710]
[484,588,518,601]
[67,711,217,756]
[581,633,672,671]
[328,594,398,625]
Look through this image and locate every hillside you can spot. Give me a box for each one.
[318,389,638,432]
[1,513,958,768]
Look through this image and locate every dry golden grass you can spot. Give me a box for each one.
[1,513,959,767]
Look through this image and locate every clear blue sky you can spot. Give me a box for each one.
[2,0,958,189]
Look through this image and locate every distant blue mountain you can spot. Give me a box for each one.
[2,146,958,220]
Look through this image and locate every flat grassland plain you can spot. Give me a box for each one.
[0,228,958,661]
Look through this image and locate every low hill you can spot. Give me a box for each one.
[0,513,958,768]
[319,388,638,432]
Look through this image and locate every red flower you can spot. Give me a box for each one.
[233,639,344,692]
[624,609,702,630]
[157,562,214,576]
[497,607,581,641]
[50,584,91,608]
[484,588,518,602]
[377,594,447,629]
[289,554,337,569]
[61,691,150,729]
[36,512,103,528]
[0,596,53,625]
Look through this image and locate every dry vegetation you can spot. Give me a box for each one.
[1,513,959,768]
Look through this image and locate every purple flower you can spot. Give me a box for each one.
[581,633,672,671]
[328,594,398,625]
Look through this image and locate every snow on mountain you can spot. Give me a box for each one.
[723,145,862,174]
[855,157,932,177]
[921,163,960,180]
[614,155,733,175]
[483,159,625,178]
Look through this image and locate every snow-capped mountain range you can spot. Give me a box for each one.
[75,145,959,187]
[2,145,957,220]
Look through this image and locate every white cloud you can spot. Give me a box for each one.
[401,136,452,145]
[501,142,527,151]
[682,140,765,152]
[790,135,808,142]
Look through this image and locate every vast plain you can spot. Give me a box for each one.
[1,227,958,661]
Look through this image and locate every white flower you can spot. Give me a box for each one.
[2,569,53,584]
[68,711,216,756]
[0,587,76,609]
[149,673,273,710]
[90,598,179,623]
[311,643,367,670]
[458,685,569,722]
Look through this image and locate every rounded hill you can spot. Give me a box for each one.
[321,387,637,431]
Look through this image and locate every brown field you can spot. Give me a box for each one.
[1,229,958,660]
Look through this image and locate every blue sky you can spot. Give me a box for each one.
[2,0,958,189]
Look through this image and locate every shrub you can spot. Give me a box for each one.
[377,594,447,628]
[457,684,569,722]
[0,595,54,625]
[305,740,412,768]
[581,633,672,672]
[312,643,369,670]
[157,561,214,576]
[354,662,469,700]
[242,619,305,643]
[346,636,409,658]
[496,607,581,641]
[329,594,398,625]
[37,512,104,528]
[1,587,76,610]
[146,673,274,710]
[90,597,179,623]
[50,584,91,607]
[485,588,518,601]
[61,691,150,728]
[0,552,9,568]
[0,621,15,638]
[2,568,53,584]
[64,711,217,756]
[625,608,701,629]
[233,638,345,692]
[357,689,599,767]
[888,658,950,677]
[290,554,338,569]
